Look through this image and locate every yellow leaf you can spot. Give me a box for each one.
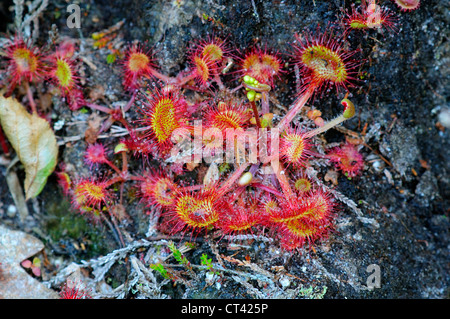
[203,162,219,186]
[0,96,58,199]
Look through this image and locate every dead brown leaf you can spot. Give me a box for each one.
[39,93,53,113]
[84,112,104,144]
[186,162,200,172]
[419,159,430,170]
[5,170,29,222]
[324,169,339,185]
[88,84,106,102]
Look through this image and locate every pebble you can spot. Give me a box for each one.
[279,276,291,288]
[7,205,17,218]
[438,108,450,129]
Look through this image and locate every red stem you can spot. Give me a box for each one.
[123,90,137,112]
[149,68,173,84]
[86,103,113,114]
[271,160,294,199]
[250,182,283,197]
[121,152,128,176]
[24,81,37,115]
[105,160,123,177]
[276,84,316,132]
[0,126,10,155]
[250,101,262,129]
[216,163,250,197]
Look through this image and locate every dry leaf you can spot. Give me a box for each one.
[39,93,53,113]
[419,159,430,170]
[0,225,59,298]
[5,170,29,221]
[0,96,58,199]
[88,84,105,102]
[186,162,199,171]
[84,112,104,144]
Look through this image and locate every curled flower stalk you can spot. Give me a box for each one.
[303,98,356,138]
[239,47,283,87]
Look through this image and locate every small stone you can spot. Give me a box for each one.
[415,170,439,207]
[279,276,291,288]
[437,108,450,129]
[7,205,17,218]
[380,124,420,181]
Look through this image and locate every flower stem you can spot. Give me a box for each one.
[149,68,173,84]
[86,103,112,114]
[271,160,294,199]
[303,114,348,139]
[123,90,137,113]
[100,212,125,248]
[250,100,262,129]
[217,163,250,197]
[261,92,270,114]
[303,98,356,139]
[276,84,316,132]
[24,81,37,115]
[121,152,128,176]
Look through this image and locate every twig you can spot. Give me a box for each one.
[13,0,24,31]
[251,0,260,23]
[21,0,48,33]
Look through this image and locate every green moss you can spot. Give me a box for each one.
[44,197,107,257]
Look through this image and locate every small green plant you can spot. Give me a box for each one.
[200,253,220,276]
[21,257,41,277]
[168,241,193,272]
[149,263,170,280]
